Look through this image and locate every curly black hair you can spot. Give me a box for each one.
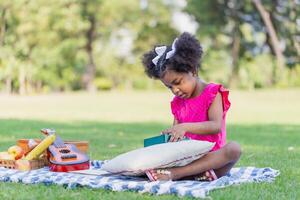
[142,32,203,79]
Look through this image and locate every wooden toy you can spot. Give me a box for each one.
[0,156,46,170]
[0,136,52,171]
[41,128,90,172]
[17,139,89,154]
[15,159,41,171]
[25,134,56,160]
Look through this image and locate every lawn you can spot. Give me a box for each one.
[0,89,299,199]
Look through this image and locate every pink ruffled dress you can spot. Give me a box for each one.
[171,83,231,151]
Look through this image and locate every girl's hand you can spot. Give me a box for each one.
[161,124,187,142]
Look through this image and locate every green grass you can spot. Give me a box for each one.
[0,89,299,124]
[0,89,299,199]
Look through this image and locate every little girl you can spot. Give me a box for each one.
[142,32,241,181]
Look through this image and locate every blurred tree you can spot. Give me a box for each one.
[80,0,100,92]
[186,0,299,88]
[0,0,298,94]
[252,0,284,82]
[264,0,299,81]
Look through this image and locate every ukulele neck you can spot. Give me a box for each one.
[53,135,66,148]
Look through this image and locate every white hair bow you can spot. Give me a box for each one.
[152,38,178,66]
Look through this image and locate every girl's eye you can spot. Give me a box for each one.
[166,85,172,89]
[174,80,181,85]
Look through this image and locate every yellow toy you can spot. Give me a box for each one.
[25,134,56,160]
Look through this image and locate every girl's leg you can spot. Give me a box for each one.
[150,141,241,181]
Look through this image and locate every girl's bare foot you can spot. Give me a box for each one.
[145,168,218,182]
[194,169,218,181]
[146,169,176,181]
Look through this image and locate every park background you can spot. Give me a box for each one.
[0,0,299,199]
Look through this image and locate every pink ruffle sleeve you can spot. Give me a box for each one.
[206,84,231,115]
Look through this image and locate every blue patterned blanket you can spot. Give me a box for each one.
[0,160,280,198]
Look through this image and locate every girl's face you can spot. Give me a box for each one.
[160,69,198,99]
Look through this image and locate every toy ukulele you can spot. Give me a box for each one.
[41,128,90,172]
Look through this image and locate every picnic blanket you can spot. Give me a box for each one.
[0,160,280,198]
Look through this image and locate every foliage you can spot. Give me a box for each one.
[0,0,299,94]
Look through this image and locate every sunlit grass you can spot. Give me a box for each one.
[0,89,299,124]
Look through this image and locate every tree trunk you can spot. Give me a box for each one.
[83,14,97,92]
[228,26,241,88]
[18,66,26,95]
[0,7,6,46]
[252,0,285,81]
[1,8,12,94]
[228,1,241,88]
[35,80,42,93]
[5,77,11,94]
